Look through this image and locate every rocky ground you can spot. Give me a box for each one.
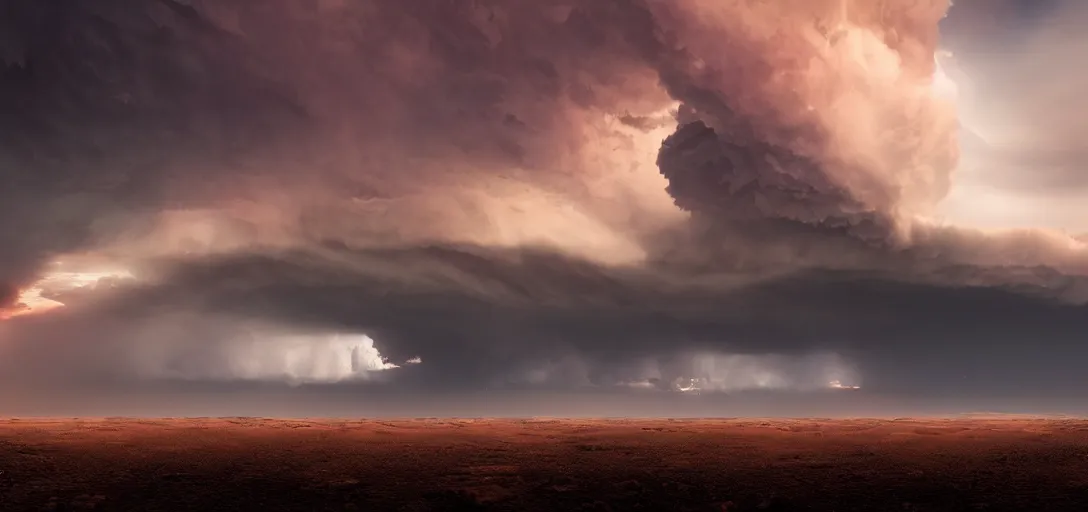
[2,417,1088,511]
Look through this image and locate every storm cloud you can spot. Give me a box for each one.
[1,0,1087,412]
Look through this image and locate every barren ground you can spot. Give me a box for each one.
[2,418,1088,511]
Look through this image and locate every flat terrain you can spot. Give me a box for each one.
[2,418,1088,511]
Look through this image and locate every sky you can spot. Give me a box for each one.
[1,0,1087,417]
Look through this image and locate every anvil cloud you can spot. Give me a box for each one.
[1,0,1087,413]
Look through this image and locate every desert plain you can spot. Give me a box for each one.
[2,417,1088,511]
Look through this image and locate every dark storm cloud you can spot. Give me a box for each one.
[643,0,1088,282]
[4,241,1088,398]
[650,0,955,242]
[0,0,686,305]
[1,0,1075,287]
[3,0,1088,406]
[0,0,309,303]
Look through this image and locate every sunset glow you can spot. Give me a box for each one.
[0,265,133,320]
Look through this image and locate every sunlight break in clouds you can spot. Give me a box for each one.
[0,263,133,320]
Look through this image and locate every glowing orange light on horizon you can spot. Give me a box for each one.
[0,265,133,321]
[0,291,65,320]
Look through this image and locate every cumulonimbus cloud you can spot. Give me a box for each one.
[1,0,1087,400]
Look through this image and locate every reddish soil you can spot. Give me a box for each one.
[2,418,1088,511]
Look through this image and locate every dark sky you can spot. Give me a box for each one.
[1,0,1087,417]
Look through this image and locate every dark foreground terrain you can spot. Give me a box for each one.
[2,418,1088,511]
